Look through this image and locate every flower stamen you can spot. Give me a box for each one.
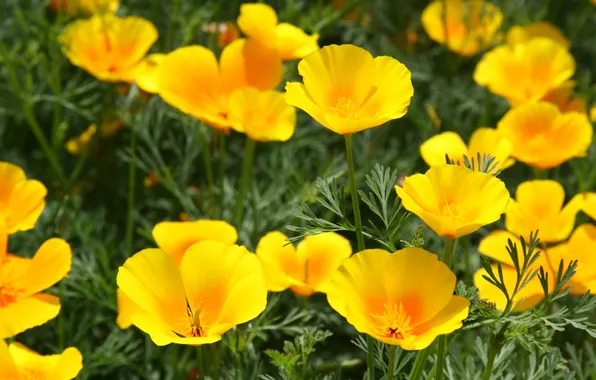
[370,303,413,340]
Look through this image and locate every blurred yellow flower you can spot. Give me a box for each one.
[133,54,165,94]
[237,3,319,60]
[50,0,118,15]
[117,241,267,346]
[0,340,83,380]
[256,232,351,296]
[65,125,97,155]
[474,38,575,105]
[473,231,549,311]
[497,102,592,169]
[421,0,503,56]
[505,180,584,243]
[581,192,596,220]
[228,88,296,142]
[0,237,72,338]
[327,248,469,350]
[506,22,569,49]
[0,162,46,234]
[60,14,158,83]
[395,165,509,239]
[591,105,596,122]
[540,81,586,114]
[156,40,282,130]
[420,128,514,170]
[285,44,413,135]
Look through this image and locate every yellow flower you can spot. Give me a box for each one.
[506,22,570,49]
[237,3,319,60]
[133,54,165,94]
[228,88,296,142]
[581,192,596,220]
[497,102,592,169]
[0,237,72,338]
[156,40,282,131]
[256,232,351,296]
[65,125,97,155]
[505,180,584,243]
[116,288,139,329]
[50,0,118,15]
[591,105,596,122]
[395,165,509,239]
[327,248,469,350]
[420,128,514,170]
[540,81,586,114]
[473,231,549,311]
[152,220,238,266]
[60,14,158,83]
[421,0,503,56]
[285,44,413,135]
[117,241,267,346]
[0,340,83,380]
[474,38,575,105]
[0,162,47,234]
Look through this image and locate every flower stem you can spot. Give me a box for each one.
[218,131,227,219]
[408,347,431,380]
[196,345,205,380]
[232,138,256,227]
[387,345,397,380]
[482,323,509,380]
[442,237,455,267]
[435,336,448,380]
[125,124,137,256]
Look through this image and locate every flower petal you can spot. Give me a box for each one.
[474,265,545,311]
[237,3,278,49]
[17,238,71,297]
[285,82,329,128]
[133,53,165,94]
[419,131,468,167]
[0,340,17,375]
[467,128,514,170]
[255,231,300,292]
[0,294,61,339]
[274,23,319,60]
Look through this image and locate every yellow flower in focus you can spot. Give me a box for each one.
[474,38,575,105]
[327,248,469,349]
[60,14,158,83]
[497,102,592,169]
[395,165,509,239]
[285,44,414,135]
[473,231,549,311]
[506,22,570,49]
[420,128,514,170]
[540,81,586,114]
[117,241,267,346]
[50,0,118,15]
[237,3,319,60]
[0,162,46,234]
[152,220,238,265]
[0,236,72,338]
[505,180,584,243]
[156,40,282,130]
[133,54,165,94]
[256,232,352,296]
[0,340,83,380]
[117,288,140,329]
[421,0,503,56]
[228,88,296,142]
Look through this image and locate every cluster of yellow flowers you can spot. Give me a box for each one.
[0,162,82,378]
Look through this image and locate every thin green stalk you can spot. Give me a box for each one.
[197,125,215,213]
[387,345,397,380]
[58,281,65,349]
[442,237,455,267]
[409,347,431,380]
[435,336,447,380]
[125,125,137,256]
[232,138,256,227]
[165,0,181,51]
[482,323,509,380]
[218,131,227,218]
[196,345,205,380]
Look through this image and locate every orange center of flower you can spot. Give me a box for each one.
[0,285,20,307]
[370,303,413,340]
[328,97,359,119]
[181,304,209,338]
[441,202,463,221]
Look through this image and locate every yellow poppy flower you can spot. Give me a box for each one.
[237,3,319,60]
[421,0,503,56]
[506,22,570,49]
[133,54,165,94]
[420,128,514,170]
[285,44,414,135]
[0,340,83,380]
[474,38,575,105]
[60,14,158,83]
[547,224,596,295]
[228,88,296,142]
[152,220,238,266]
[505,180,584,243]
[497,102,592,169]
[540,81,586,114]
[117,241,267,346]
[116,288,141,329]
[473,231,549,311]
[395,165,509,239]
[581,192,596,220]
[256,232,352,296]
[50,0,118,15]
[156,39,282,131]
[327,248,469,350]
[0,162,47,234]
[0,237,72,338]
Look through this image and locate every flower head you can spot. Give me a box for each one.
[421,0,503,56]
[326,248,469,350]
[497,102,592,169]
[117,241,267,346]
[0,340,83,380]
[60,14,158,83]
[474,38,575,104]
[256,232,352,296]
[395,165,509,239]
[156,40,282,130]
[505,180,584,243]
[285,44,413,135]
[506,22,569,48]
[237,3,319,60]
[420,128,514,170]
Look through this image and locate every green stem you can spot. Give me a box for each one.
[125,125,137,256]
[387,345,397,380]
[218,131,227,219]
[58,281,65,349]
[435,336,447,380]
[344,135,365,251]
[165,0,181,51]
[196,345,205,380]
[442,237,455,267]
[409,347,431,380]
[232,138,256,227]
[482,323,509,380]
[198,125,215,214]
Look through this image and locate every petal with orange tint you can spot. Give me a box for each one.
[0,294,61,339]
[419,131,468,167]
[255,231,301,292]
[0,340,17,376]
[274,23,319,60]
[17,238,71,297]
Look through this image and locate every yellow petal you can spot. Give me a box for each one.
[546,224,596,286]
[467,128,514,170]
[581,192,596,220]
[152,220,238,265]
[0,340,17,376]
[134,53,165,94]
[0,294,61,339]
[116,288,141,329]
[474,265,545,311]
[237,3,278,49]
[16,238,71,297]
[285,82,328,128]
[274,23,319,60]
[255,231,300,292]
[478,230,523,267]
[7,343,83,380]
[507,22,570,49]
[419,131,468,167]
